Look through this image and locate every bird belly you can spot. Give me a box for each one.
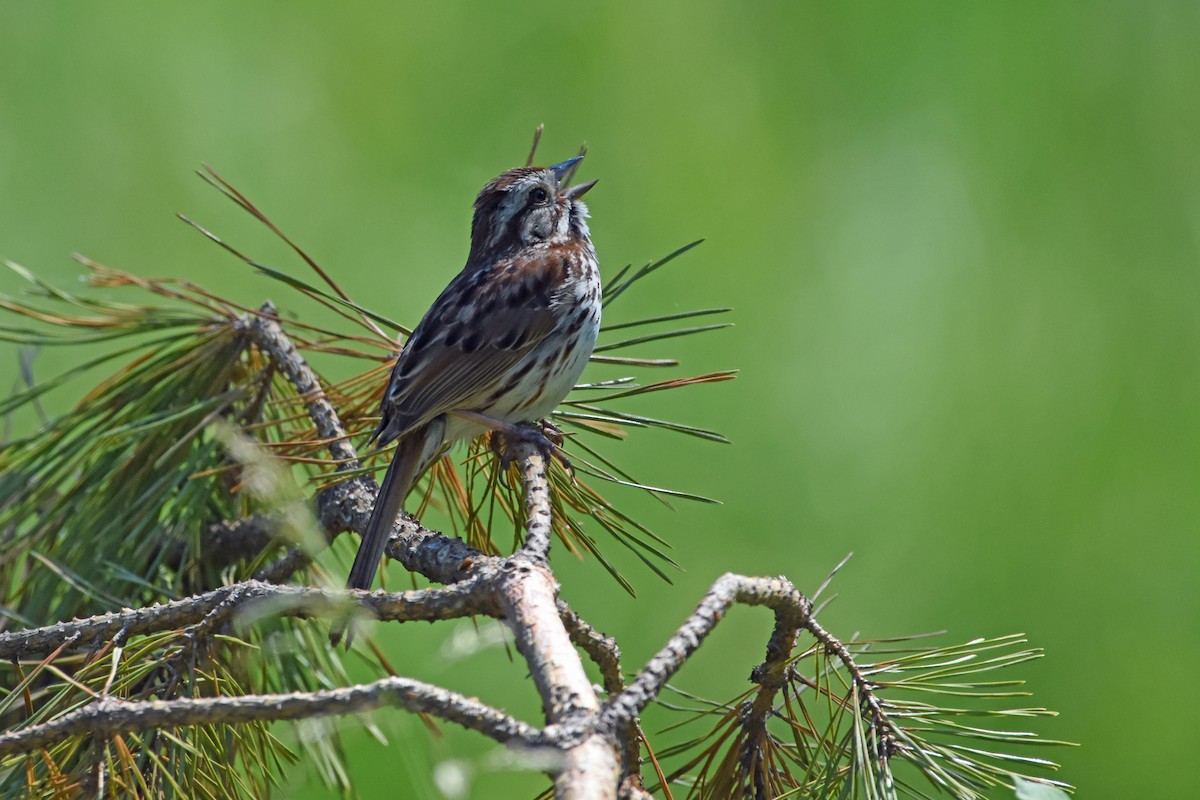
[486,309,599,424]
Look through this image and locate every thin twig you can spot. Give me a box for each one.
[558,600,624,697]
[526,124,545,166]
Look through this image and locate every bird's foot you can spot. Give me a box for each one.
[473,416,572,476]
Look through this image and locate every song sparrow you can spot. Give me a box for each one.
[343,156,600,598]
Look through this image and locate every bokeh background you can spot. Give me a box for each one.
[2,3,1197,798]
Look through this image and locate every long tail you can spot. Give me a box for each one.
[346,437,423,592]
[332,420,443,646]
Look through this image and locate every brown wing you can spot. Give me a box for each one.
[371,256,563,447]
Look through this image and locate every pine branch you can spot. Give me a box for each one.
[521,448,554,559]
[0,676,545,759]
[601,574,814,729]
[0,580,494,661]
[245,298,489,588]
[558,600,624,698]
[558,599,642,781]
[1,191,1070,798]
[246,301,359,469]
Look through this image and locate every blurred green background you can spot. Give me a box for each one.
[2,3,1197,798]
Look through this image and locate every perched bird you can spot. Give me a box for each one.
[344,156,601,599]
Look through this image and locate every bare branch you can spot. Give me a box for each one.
[251,470,479,586]
[558,599,624,697]
[520,447,553,558]
[489,440,621,799]
[495,443,598,723]
[558,599,642,779]
[0,580,492,660]
[601,574,812,729]
[0,676,545,759]
[244,299,364,582]
[247,301,359,469]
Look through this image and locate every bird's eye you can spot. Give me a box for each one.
[529,187,550,204]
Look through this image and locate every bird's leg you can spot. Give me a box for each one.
[454,410,573,474]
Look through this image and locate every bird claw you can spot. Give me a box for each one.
[540,420,575,477]
[491,420,574,477]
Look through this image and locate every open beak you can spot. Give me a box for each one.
[550,155,584,181]
[563,179,598,200]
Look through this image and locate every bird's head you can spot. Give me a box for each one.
[469,156,597,263]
